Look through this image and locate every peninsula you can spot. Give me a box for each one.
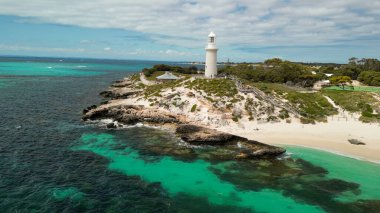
[83,57,380,163]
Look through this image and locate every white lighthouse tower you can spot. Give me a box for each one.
[205,32,218,78]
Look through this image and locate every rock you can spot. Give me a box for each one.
[175,124,285,158]
[82,105,97,114]
[106,122,117,129]
[101,100,109,105]
[348,139,366,145]
[176,124,248,145]
[99,88,142,99]
[111,80,133,88]
[187,92,195,97]
[242,140,286,158]
[83,105,183,125]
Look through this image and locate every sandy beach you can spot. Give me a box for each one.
[219,117,380,164]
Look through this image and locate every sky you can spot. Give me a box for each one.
[0,0,379,63]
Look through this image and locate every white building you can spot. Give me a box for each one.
[156,71,179,81]
[205,32,218,78]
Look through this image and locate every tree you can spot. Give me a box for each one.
[264,58,283,66]
[348,57,358,65]
[330,76,352,90]
[358,71,380,86]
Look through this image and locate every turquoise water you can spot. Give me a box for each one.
[0,59,158,76]
[288,146,380,202]
[70,131,380,212]
[0,61,103,76]
[0,78,9,88]
[52,187,84,201]
[1,56,380,212]
[73,133,323,213]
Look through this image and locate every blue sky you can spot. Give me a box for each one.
[0,0,379,63]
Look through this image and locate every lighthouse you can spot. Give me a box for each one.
[205,32,218,78]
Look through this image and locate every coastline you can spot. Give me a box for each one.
[88,74,380,164]
[219,119,380,164]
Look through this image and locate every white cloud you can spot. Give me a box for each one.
[0,0,379,49]
[103,47,112,51]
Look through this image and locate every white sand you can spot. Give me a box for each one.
[218,117,380,164]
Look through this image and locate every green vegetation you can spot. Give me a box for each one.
[143,64,198,77]
[321,58,380,85]
[220,58,322,87]
[358,71,380,86]
[185,78,237,97]
[221,57,380,87]
[254,83,338,123]
[287,92,337,123]
[129,73,140,82]
[191,104,197,112]
[329,76,352,90]
[143,77,188,98]
[322,90,380,122]
[324,86,380,92]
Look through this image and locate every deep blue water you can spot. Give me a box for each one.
[1,57,380,213]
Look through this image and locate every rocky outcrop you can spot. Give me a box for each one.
[82,75,287,160]
[175,124,286,159]
[236,140,286,159]
[176,124,247,145]
[83,105,184,125]
[82,105,97,114]
[111,79,134,88]
[100,88,142,99]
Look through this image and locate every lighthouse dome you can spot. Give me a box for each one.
[208,32,216,37]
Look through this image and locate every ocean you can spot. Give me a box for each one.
[0,56,379,212]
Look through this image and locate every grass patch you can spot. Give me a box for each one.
[185,78,238,97]
[144,78,188,98]
[322,90,377,112]
[129,73,140,82]
[325,86,380,92]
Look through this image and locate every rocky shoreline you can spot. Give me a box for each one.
[82,77,286,160]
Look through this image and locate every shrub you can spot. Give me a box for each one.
[191,104,197,112]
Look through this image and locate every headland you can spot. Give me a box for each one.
[83,61,380,163]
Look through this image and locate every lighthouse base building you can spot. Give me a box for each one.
[205,32,218,78]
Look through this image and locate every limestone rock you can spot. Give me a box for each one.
[348,139,366,145]
[176,124,247,145]
[83,105,183,125]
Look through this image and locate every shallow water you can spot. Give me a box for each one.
[0,57,379,212]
